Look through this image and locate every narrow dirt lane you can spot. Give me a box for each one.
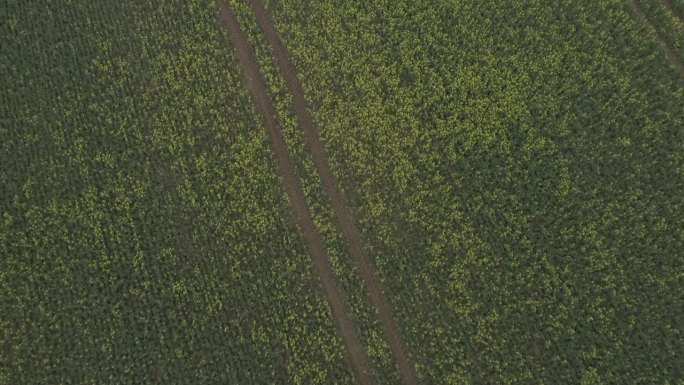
[630,0,684,76]
[246,1,419,384]
[215,1,373,384]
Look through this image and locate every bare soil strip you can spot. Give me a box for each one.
[215,1,373,384]
[630,0,684,76]
[662,0,684,25]
[246,1,419,384]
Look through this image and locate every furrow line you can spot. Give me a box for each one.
[246,1,418,384]
[215,1,374,384]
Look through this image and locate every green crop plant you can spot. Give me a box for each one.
[257,0,684,383]
[1,1,352,384]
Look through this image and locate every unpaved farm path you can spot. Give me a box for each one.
[215,1,374,384]
[630,0,684,76]
[246,1,419,384]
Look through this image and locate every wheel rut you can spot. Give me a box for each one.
[630,0,684,76]
[215,1,374,384]
[245,1,418,384]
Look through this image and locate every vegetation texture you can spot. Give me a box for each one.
[1,0,683,384]
[258,0,684,383]
[1,1,353,384]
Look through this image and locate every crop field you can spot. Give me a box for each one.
[2,0,683,384]
[1,1,353,384]
[254,0,684,383]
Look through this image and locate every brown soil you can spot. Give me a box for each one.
[630,0,684,76]
[246,1,419,384]
[215,1,374,384]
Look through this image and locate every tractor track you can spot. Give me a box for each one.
[630,0,684,76]
[245,1,418,384]
[215,1,374,384]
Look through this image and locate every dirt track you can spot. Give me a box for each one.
[630,0,684,77]
[215,1,374,384]
[246,1,418,384]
